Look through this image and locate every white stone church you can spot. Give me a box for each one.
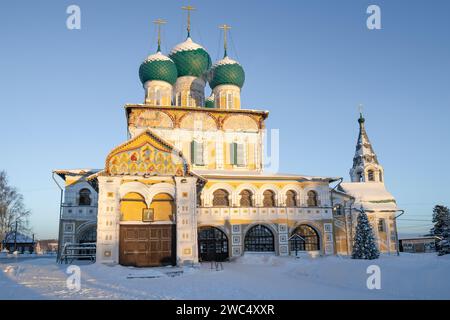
[53,10,399,267]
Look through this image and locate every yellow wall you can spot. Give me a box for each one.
[120,192,146,221]
[120,192,174,222]
[150,193,175,222]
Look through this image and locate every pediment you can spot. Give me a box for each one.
[105,130,188,177]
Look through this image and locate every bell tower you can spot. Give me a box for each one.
[349,110,384,183]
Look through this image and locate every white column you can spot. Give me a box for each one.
[96,176,121,264]
[174,176,199,265]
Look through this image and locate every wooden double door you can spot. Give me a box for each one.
[119,224,176,267]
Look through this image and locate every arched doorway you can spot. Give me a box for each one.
[290,225,320,252]
[198,227,229,262]
[78,226,96,244]
[244,225,275,252]
[119,192,176,267]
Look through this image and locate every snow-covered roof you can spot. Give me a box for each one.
[53,169,101,180]
[3,232,34,244]
[193,170,340,182]
[339,182,397,212]
[143,51,173,63]
[170,37,205,54]
[212,56,240,67]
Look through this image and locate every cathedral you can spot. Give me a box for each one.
[53,9,399,267]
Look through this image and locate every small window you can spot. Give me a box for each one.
[191,141,204,165]
[379,171,383,182]
[226,92,233,109]
[368,170,375,181]
[378,219,385,232]
[286,190,297,207]
[263,190,276,207]
[230,142,245,166]
[334,204,343,215]
[79,189,91,206]
[357,172,363,182]
[155,88,161,106]
[307,191,318,207]
[197,192,202,207]
[212,189,229,207]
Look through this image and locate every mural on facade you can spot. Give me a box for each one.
[105,131,188,176]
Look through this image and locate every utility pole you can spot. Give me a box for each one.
[393,210,405,256]
[13,220,18,252]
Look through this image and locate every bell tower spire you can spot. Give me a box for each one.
[350,107,384,183]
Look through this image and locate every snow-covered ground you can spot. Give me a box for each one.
[1,253,449,300]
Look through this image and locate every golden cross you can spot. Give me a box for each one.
[153,18,167,51]
[358,103,364,114]
[182,5,195,37]
[219,24,231,57]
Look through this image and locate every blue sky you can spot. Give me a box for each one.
[1,0,449,239]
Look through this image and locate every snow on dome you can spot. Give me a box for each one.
[170,37,205,54]
[212,56,240,68]
[144,51,173,63]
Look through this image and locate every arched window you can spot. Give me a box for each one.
[262,190,276,207]
[286,190,297,207]
[378,219,385,232]
[244,225,275,252]
[78,227,97,243]
[197,192,202,207]
[307,190,318,207]
[239,190,253,207]
[333,204,343,216]
[198,227,229,262]
[356,171,363,182]
[368,169,375,181]
[290,225,320,251]
[226,92,233,109]
[379,171,383,182]
[155,88,161,106]
[79,189,91,206]
[212,189,229,207]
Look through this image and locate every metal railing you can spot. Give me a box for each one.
[58,242,96,264]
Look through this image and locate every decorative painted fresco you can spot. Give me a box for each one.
[105,131,188,176]
[129,110,174,129]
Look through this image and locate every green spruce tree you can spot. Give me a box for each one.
[352,207,380,260]
[431,205,450,255]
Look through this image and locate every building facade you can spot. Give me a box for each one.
[53,12,400,267]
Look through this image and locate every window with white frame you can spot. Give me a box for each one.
[230,142,245,166]
[155,88,161,106]
[191,140,204,165]
[226,92,233,109]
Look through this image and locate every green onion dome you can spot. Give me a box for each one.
[205,94,215,108]
[169,37,212,78]
[209,56,245,90]
[139,51,178,86]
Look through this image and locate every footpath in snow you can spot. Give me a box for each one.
[1,253,449,300]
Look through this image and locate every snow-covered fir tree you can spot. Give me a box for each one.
[352,208,380,260]
[431,205,450,255]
